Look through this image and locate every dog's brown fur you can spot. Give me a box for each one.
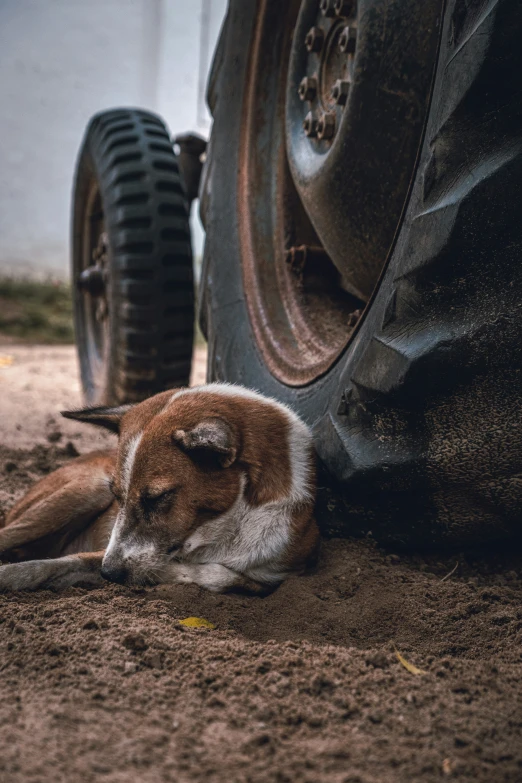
[0,385,319,594]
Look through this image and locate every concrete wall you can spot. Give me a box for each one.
[0,0,227,279]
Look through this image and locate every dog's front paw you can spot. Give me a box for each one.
[0,561,37,592]
[0,555,105,592]
[163,563,195,585]
[0,559,72,591]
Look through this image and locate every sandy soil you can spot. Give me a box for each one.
[0,345,521,782]
[0,343,207,452]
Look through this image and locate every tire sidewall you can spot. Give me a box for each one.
[72,108,194,407]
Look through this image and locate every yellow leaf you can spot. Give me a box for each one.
[394,645,426,675]
[0,355,14,368]
[179,616,215,629]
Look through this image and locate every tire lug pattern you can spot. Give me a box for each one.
[72,108,194,405]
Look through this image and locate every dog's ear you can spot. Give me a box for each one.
[60,405,133,434]
[172,418,237,468]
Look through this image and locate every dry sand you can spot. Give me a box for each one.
[0,344,521,782]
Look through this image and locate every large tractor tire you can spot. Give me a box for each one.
[199,0,522,547]
[72,108,194,406]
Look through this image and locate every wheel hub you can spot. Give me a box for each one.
[286,0,444,302]
[77,231,109,323]
[300,3,357,142]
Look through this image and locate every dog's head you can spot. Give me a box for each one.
[62,386,303,585]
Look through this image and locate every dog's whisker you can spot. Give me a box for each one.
[138,567,163,586]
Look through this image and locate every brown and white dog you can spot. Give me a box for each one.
[0,384,319,594]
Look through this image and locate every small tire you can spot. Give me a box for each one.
[71,107,194,406]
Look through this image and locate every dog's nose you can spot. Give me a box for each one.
[100,563,129,585]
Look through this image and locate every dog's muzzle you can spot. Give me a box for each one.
[100,562,129,585]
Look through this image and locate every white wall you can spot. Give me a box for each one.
[0,0,227,279]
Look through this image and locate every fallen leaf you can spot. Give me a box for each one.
[393,645,426,675]
[179,616,215,629]
[0,355,14,368]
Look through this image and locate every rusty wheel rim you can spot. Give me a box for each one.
[239,0,442,386]
[239,0,363,387]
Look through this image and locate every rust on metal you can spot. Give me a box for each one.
[303,111,318,136]
[298,76,318,101]
[338,25,356,53]
[237,0,364,386]
[284,244,331,275]
[331,78,350,105]
[305,26,324,53]
[317,111,335,139]
[298,2,358,148]
[320,0,336,17]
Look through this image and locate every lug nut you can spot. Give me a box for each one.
[339,25,356,53]
[317,112,336,140]
[320,0,336,16]
[303,112,318,137]
[331,79,350,105]
[334,0,355,15]
[305,26,324,53]
[298,76,317,101]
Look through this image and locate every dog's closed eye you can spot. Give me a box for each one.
[140,488,177,514]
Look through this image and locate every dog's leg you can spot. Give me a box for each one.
[164,562,268,594]
[0,551,105,592]
[0,450,116,559]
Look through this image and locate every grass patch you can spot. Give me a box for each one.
[0,278,74,343]
[0,276,206,346]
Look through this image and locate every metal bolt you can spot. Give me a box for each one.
[334,0,355,15]
[317,112,336,140]
[320,0,336,17]
[331,79,350,105]
[339,25,356,53]
[298,76,317,102]
[303,112,318,138]
[305,26,324,53]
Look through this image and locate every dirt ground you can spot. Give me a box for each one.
[1,345,521,783]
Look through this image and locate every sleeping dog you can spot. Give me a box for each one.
[0,384,319,594]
